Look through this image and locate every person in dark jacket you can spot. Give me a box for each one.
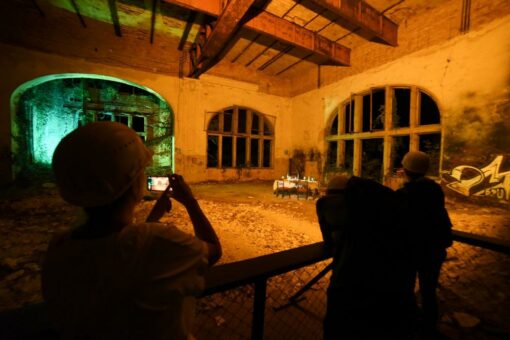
[397,151,453,336]
[317,174,414,340]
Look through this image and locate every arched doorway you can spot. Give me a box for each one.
[10,74,174,182]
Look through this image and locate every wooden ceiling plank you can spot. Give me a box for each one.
[305,0,398,46]
[231,33,260,62]
[107,0,122,37]
[245,40,277,67]
[150,0,158,44]
[163,0,350,66]
[275,52,312,75]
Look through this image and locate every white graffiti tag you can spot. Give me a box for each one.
[442,155,510,201]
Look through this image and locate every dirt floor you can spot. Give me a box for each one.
[0,181,509,338]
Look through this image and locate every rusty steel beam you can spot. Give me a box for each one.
[305,0,398,46]
[246,10,350,65]
[162,0,350,66]
[200,0,258,63]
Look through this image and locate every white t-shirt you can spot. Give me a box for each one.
[42,222,208,340]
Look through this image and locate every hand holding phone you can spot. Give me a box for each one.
[146,179,172,222]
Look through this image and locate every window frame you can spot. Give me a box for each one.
[206,106,274,169]
[326,86,443,181]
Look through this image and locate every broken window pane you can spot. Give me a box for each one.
[207,135,219,167]
[96,113,112,121]
[263,140,271,168]
[132,116,145,132]
[238,109,247,133]
[250,138,259,167]
[330,115,338,135]
[327,141,337,167]
[251,113,260,135]
[392,135,410,174]
[223,109,233,133]
[362,94,371,132]
[263,120,272,136]
[362,138,384,182]
[344,102,354,133]
[236,137,246,167]
[419,133,441,176]
[209,114,220,132]
[372,89,385,130]
[420,91,440,125]
[115,114,129,125]
[222,136,233,167]
[344,140,354,173]
[393,88,410,128]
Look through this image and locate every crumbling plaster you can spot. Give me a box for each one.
[0,43,292,186]
[290,15,510,175]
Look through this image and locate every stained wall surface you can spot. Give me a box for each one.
[0,44,292,186]
[291,15,510,205]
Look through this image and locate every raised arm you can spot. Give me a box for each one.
[169,174,222,265]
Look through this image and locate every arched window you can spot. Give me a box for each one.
[207,106,274,168]
[326,86,442,182]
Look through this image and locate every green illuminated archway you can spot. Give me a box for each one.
[11,73,174,180]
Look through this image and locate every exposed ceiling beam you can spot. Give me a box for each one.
[70,0,87,28]
[304,0,398,46]
[30,0,45,17]
[162,0,350,66]
[178,11,196,50]
[107,0,122,37]
[193,0,259,77]
[150,0,158,44]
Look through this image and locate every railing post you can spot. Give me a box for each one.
[251,278,267,340]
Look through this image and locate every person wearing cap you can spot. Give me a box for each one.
[397,151,452,336]
[318,174,414,339]
[42,121,221,339]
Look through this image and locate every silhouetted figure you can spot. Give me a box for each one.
[42,122,221,339]
[317,174,414,340]
[397,151,453,337]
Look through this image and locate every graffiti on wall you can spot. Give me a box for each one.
[442,155,510,201]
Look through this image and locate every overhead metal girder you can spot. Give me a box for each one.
[191,0,259,77]
[305,0,398,46]
[163,0,351,71]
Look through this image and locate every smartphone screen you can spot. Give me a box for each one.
[147,176,170,191]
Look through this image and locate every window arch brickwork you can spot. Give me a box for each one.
[326,86,442,182]
[207,106,274,169]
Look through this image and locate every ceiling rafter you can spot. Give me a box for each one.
[190,0,260,77]
[70,0,87,28]
[107,0,122,37]
[150,0,158,44]
[163,0,350,69]
[304,0,398,46]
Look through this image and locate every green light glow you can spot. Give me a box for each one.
[11,73,174,177]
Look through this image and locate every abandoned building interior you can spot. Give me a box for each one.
[0,0,509,338]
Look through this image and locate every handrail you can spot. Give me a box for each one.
[452,229,510,255]
[1,229,509,339]
[203,242,331,295]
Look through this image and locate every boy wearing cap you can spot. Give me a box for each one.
[397,151,452,335]
[42,122,221,339]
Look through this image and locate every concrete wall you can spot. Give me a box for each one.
[290,15,510,203]
[0,43,292,186]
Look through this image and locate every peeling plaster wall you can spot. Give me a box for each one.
[291,15,510,203]
[0,44,291,186]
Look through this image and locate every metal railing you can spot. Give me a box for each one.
[1,230,509,339]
